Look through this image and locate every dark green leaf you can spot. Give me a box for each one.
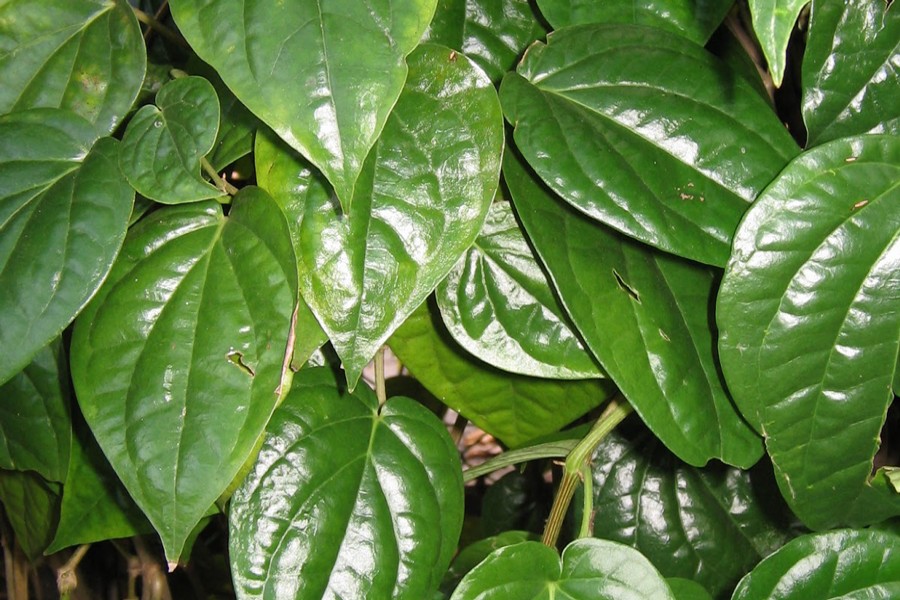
[436,201,604,379]
[442,531,538,595]
[667,578,713,600]
[481,470,550,536]
[506,151,762,467]
[229,368,463,600]
[717,134,900,528]
[0,109,134,384]
[70,190,296,561]
[748,0,808,87]
[802,0,900,146]
[389,298,615,448]
[0,0,146,134]
[193,61,260,172]
[732,529,900,599]
[0,470,60,560]
[500,24,798,266]
[170,0,436,211]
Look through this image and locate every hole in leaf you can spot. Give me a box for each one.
[613,269,641,304]
[227,350,255,376]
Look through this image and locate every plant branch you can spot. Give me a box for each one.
[374,347,387,404]
[57,544,90,597]
[725,8,776,102]
[132,7,191,50]
[201,157,239,197]
[462,439,579,482]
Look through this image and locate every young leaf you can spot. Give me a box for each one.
[747,0,809,88]
[70,190,297,562]
[441,531,539,595]
[718,134,900,529]
[500,24,798,267]
[229,368,463,600]
[0,109,134,385]
[0,470,60,560]
[169,0,436,212]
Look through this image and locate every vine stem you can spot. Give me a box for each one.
[201,157,239,197]
[132,7,191,50]
[375,347,386,404]
[541,398,632,548]
[57,544,90,597]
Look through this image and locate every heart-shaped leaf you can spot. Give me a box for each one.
[70,189,297,561]
[170,0,436,212]
[499,24,798,267]
[0,470,60,560]
[450,539,675,599]
[732,529,900,599]
[748,0,808,88]
[0,0,145,135]
[120,76,224,204]
[801,0,900,146]
[506,150,762,467]
[256,44,503,387]
[229,368,463,600]
[0,109,134,385]
[436,201,604,379]
[717,134,900,529]
[442,531,539,595]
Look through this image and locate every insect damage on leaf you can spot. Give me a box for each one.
[226,350,255,377]
[613,270,641,304]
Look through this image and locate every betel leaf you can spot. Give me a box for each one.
[256,44,503,387]
[717,134,900,529]
[732,529,900,599]
[450,539,675,600]
[506,151,762,468]
[436,201,604,380]
[169,0,436,212]
[499,24,798,267]
[0,109,134,385]
[0,0,145,135]
[748,0,808,88]
[441,531,538,595]
[0,340,70,483]
[667,578,713,600]
[389,298,615,448]
[70,189,297,562]
[120,76,224,204]
[536,0,733,45]
[229,367,463,600]
[422,0,547,84]
[0,470,60,560]
[802,0,900,146]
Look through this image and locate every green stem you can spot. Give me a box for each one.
[462,439,578,483]
[374,347,386,404]
[201,157,239,197]
[577,462,594,539]
[132,7,191,50]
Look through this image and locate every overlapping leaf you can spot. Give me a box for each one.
[717,134,900,529]
[0,470,60,560]
[0,109,134,385]
[170,0,436,212]
[70,190,297,561]
[500,24,798,267]
[748,0,808,88]
[229,368,463,600]
[506,151,762,467]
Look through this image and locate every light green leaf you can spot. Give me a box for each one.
[442,531,539,595]
[0,470,60,560]
[229,368,463,600]
[170,0,436,212]
[500,24,798,267]
[718,134,900,529]
[748,0,808,87]
[70,189,297,562]
[0,109,134,385]
[667,578,713,600]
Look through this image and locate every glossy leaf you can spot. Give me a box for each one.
[256,44,503,387]
[802,0,900,146]
[389,298,615,448]
[506,151,762,467]
[229,368,463,600]
[717,135,900,529]
[436,201,604,379]
[422,0,547,84]
[732,529,900,599]
[500,24,798,267]
[480,470,551,536]
[667,578,713,600]
[120,76,224,204]
[441,531,538,595]
[0,109,134,385]
[0,0,145,134]
[170,0,436,212]
[536,0,733,45]
[70,190,297,561]
[0,340,70,483]
[0,470,60,560]
[748,0,808,87]
[450,539,675,599]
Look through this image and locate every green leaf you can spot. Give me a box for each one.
[170,0,436,212]
[70,189,297,562]
[436,201,604,379]
[0,470,60,560]
[442,531,538,595]
[256,44,504,387]
[717,134,900,529]
[450,539,675,599]
[481,470,550,537]
[747,0,808,88]
[389,298,615,448]
[732,529,900,599]
[505,151,762,467]
[120,76,223,204]
[0,340,70,483]
[0,0,145,134]
[536,0,733,45]
[422,0,547,84]
[0,109,134,385]
[500,24,798,267]
[667,578,713,600]
[229,368,463,600]
[801,0,900,146]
